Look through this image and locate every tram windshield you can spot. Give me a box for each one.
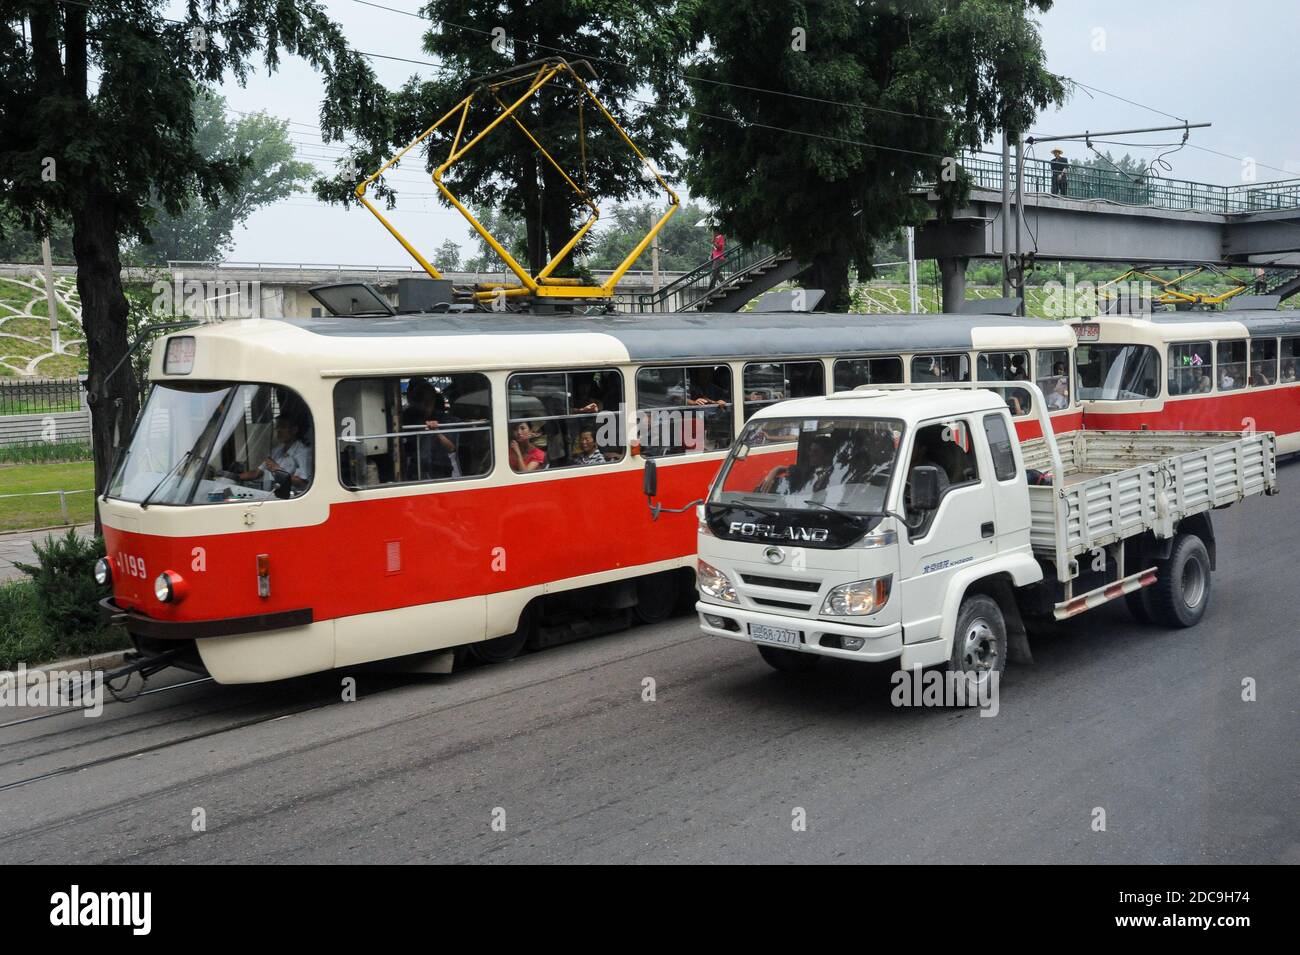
[107,382,313,505]
[1075,344,1161,400]
[710,416,902,517]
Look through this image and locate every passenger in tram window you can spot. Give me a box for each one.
[400,382,457,480]
[688,366,728,406]
[1194,368,1212,393]
[572,429,606,466]
[1047,377,1071,410]
[1010,354,1029,381]
[1283,360,1297,383]
[571,373,603,413]
[509,422,546,472]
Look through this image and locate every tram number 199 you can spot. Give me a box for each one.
[118,553,148,579]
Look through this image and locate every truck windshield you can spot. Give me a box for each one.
[106,381,313,505]
[1075,344,1160,400]
[710,416,903,515]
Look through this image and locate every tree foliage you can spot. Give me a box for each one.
[0,0,386,502]
[130,92,315,264]
[683,0,1064,309]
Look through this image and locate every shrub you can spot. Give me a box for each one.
[0,579,51,671]
[0,440,93,465]
[13,528,119,655]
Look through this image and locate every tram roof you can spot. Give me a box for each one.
[1094,309,1300,338]
[273,310,1072,363]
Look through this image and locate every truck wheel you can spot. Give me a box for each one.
[757,645,821,673]
[1149,533,1211,628]
[1125,588,1154,624]
[947,594,1007,699]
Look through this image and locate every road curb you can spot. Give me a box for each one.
[2,649,131,680]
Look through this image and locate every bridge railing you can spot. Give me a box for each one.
[927,152,1300,215]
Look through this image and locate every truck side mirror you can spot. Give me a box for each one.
[643,458,658,498]
[909,465,943,511]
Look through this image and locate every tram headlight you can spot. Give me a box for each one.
[153,570,188,604]
[94,557,112,586]
[697,560,736,603]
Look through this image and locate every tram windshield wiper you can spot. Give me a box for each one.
[139,449,193,510]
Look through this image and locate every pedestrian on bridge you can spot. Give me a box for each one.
[708,232,726,289]
[1050,148,1070,196]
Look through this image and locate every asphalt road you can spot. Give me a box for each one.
[2,463,1297,864]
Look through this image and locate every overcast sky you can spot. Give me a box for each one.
[211,0,1300,266]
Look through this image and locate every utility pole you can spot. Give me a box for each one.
[1015,135,1026,315]
[651,231,661,294]
[1001,129,1011,298]
[906,227,920,312]
[41,236,60,354]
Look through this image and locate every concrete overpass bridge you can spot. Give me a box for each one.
[914,152,1300,310]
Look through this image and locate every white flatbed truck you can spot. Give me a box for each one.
[656,383,1277,683]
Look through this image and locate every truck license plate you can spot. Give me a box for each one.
[750,624,801,647]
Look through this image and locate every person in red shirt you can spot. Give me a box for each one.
[707,232,725,288]
[509,421,546,472]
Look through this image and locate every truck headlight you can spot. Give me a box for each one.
[697,559,737,602]
[821,575,892,616]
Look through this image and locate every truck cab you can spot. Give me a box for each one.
[694,388,1042,677]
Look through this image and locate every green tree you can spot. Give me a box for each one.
[684,0,1064,310]
[130,92,314,264]
[0,1,384,501]
[585,200,717,273]
[463,207,530,273]
[315,1,695,278]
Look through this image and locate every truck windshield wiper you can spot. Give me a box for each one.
[139,449,193,510]
[801,499,870,526]
[711,499,785,521]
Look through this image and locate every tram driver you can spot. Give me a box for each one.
[220,414,313,498]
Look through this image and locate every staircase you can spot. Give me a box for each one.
[637,245,808,313]
[1260,267,1300,301]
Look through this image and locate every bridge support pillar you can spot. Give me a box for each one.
[939,256,968,313]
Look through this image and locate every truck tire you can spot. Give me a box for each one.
[946,594,1007,701]
[1125,588,1154,624]
[1148,533,1211,628]
[757,645,821,673]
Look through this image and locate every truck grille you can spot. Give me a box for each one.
[740,574,821,592]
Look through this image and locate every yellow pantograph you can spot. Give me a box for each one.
[355,57,679,303]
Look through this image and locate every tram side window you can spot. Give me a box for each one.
[977,350,1032,417]
[911,353,971,384]
[333,373,492,488]
[742,360,825,420]
[1281,337,1300,383]
[833,356,903,391]
[507,369,624,472]
[1251,338,1278,387]
[1036,348,1072,411]
[1168,341,1213,396]
[1217,341,1247,392]
[636,364,733,457]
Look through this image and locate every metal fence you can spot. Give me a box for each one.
[930,152,1300,215]
[0,377,84,416]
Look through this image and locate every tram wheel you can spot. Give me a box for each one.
[633,571,678,625]
[469,610,531,664]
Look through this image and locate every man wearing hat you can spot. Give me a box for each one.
[1050,148,1069,196]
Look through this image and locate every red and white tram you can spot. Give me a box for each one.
[1073,309,1300,453]
[97,310,1078,683]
